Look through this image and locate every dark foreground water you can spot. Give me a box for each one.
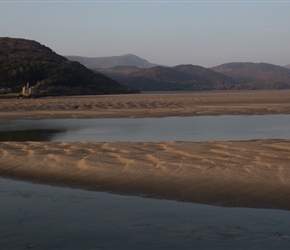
[2,115,290,249]
[1,115,290,142]
[1,178,290,250]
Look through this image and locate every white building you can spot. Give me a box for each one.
[22,82,35,96]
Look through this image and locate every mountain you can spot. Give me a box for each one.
[0,37,137,97]
[118,65,236,91]
[95,65,142,80]
[211,62,290,89]
[66,54,156,69]
[285,64,290,69]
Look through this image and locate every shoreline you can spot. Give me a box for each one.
[1,140,290,211]
[1,90,290,210]
[1,90,290,119]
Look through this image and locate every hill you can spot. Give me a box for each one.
[0,37,136,97]
[211,62,290,89]
[66,54,156,69]
[95,65,142,80]
[118,65,236,91]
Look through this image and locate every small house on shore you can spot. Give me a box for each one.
[21,82,36,97]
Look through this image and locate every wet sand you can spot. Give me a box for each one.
[1,90,290,210]
[1,140,290,210]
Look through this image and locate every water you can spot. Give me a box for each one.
[1,115,290,142]
[1,178,290,250]
[2,115,290,249]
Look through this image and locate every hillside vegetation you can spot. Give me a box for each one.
[211,62,290,90]
[115,63,290,91]
[0,37,136,96]
[117,65,236,91]
[64,51,290,92]
[94,66,142,80]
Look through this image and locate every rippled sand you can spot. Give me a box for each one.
[1,90,290,210]
[1,140,290,210]
[1,90,290,119]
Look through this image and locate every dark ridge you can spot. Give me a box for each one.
[0,37,138,97]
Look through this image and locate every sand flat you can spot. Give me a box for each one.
[1,90,290,210]
[1,140,290,210]
[1,90,290,119]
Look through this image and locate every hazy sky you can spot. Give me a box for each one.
[1,0,290,67]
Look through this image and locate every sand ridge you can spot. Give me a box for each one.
[1,90,290,210]
[1,90,290,119]
[1,140,290,210]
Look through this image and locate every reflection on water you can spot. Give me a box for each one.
[2,115,290,249]
[0,129,65,141]
[1,115,290,142]
[0,178,290,250]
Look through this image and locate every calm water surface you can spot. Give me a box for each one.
[2,115,290,249]
[1,115,290,142]
[1,178,290,250]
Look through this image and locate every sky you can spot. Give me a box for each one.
[0,0,290,67]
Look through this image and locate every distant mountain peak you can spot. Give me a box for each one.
[211,62,290,89]
[120,53,139,57]
[66,54,156,69]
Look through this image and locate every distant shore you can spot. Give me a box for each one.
[1,90,290,119]
[1,90,290,210]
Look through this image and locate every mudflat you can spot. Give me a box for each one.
[1,90,290,210]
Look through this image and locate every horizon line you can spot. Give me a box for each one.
[1,1,290,3]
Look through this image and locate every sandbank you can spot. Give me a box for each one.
[1,90,290,210]
[1,90,290,119]
[1,140,290,210]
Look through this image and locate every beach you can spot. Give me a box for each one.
[1,90,290,120]
[1,90,290,210]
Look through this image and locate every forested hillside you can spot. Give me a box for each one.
[0,37,137,96]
